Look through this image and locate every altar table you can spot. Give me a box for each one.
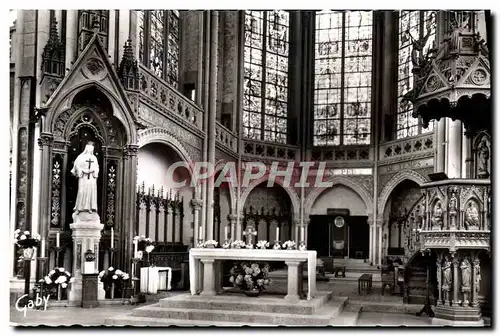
[140,266,172,294]
[189,248,317,301]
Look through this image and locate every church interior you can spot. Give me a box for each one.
[9,9,492,327]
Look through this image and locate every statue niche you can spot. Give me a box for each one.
[476,136,490,179]
[431,200,444,230]
[464,199,480,230]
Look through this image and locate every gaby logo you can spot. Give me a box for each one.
[164,161,335,188]
[15,294,49,317]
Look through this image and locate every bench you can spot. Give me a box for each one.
[358,273,372,295]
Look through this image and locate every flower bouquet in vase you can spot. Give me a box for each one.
[231,240,245,249]
[282,240,296,250]
[44,267,74,301]
[229,262,271,297]
[13,229,41,260]
[203,240,218,248]
[98,266,130,299]
[256,240,269,250]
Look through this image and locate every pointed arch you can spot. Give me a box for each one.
[304,176,373,217]
[214,160,237,214]
[378,170,428,216]
[239,175,300,219]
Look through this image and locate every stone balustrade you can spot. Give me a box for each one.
[379,133,434,162]
[310,145,372,162]
[137,64,203,130]
[215,121,237,152]
[243,139,298,161]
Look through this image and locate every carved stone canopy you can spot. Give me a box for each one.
[406,11,491,138]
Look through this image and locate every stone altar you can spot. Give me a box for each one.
[189,248,317,301]
[140,266,172,294]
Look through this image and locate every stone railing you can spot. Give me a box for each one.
[310,145,372,162]
[243,139,298,161]
[379,133,434,161]
[137,64,203,130]
[215,121,237,152]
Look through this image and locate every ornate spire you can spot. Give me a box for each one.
[118,38,139,90]
[41,15,65,77]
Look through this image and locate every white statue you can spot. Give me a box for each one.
[71,142,99,214]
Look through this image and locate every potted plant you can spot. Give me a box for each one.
[282,240,296,250]
[231,240,245,249]
[202,240,218,248]
[98,267,130,299]
[256,240,269,250]
[13,229,41,260]
[229,262,271,297]
[43,267,74,301]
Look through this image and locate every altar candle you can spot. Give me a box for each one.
[134,240,138,255]
[199,226,203,240]
[301,227,305,241]
[276,227,279,241]
[56,232,60,248]
[41,239,45,258]
[225,226,228,240]
[111,228,114,249]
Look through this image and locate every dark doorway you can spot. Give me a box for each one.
[308,215,369,258]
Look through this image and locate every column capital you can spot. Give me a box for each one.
[227,214,238,222]
[366,218,373,225]
[292,219,301,225]
[125,144,139,156]
[376,219,384,227]
[285,260,301,267]
[303,218,311,226]
[38,133,54,148]
[200,258,215,264]
[190,199,203,210]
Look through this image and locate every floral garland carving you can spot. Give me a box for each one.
[50,156,62,227]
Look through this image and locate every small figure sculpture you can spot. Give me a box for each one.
[465,201,480,229]
[474,263,481,297]
[71,141,99,216]
[410,28,433,68]
[477,138,490,178]
[449,190,458,229]
[431,201,444,230]
[442,256,452,304]
[460,257,472,305]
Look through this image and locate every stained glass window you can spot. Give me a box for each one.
[137,10,180,88]
[313,10,372,146]
[397,10,436,139]
[243,10,289,144]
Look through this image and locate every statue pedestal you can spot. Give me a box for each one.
[68,212,105,305]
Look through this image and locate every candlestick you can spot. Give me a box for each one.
[56,232,60,248]
[111,228,114,249]
[225,226,228,240]
[41,239,45,258]
[276,227,279,241]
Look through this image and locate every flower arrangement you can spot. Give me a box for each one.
[231,240,246,249]
[133,235,155,251]
[203,240,218,248]
[99,266,130,299]
[256,240,269,249]
[222,241,231,249]
[229,262,271,293]
[44,267,74,289]
[13,229,41,248]
[282,240,296,250]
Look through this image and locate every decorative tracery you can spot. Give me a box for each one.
[243,10,290,144]
[397,10,436,139]
[137,10,180,88]
[313,10,373,146]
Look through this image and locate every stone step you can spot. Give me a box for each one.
[126,297,349,326]
[106,315,268,327]
[158,291,334,315]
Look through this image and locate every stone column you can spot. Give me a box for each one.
[191,199,202,245]
[377,219,384,265]
[452,253,460,306]
[380,11,396,142]
[435,119,446,173]
[228,214,237,241]
[446,120,463,178]
[472,254,480,308]
[125,145,139,271]
[205,11,219,241]
[284,260,301,301]
[65,10,78,69]
[199,258,216,296]
[303,218,310,247]
[436,253,443,305]
[367,218,372,263]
